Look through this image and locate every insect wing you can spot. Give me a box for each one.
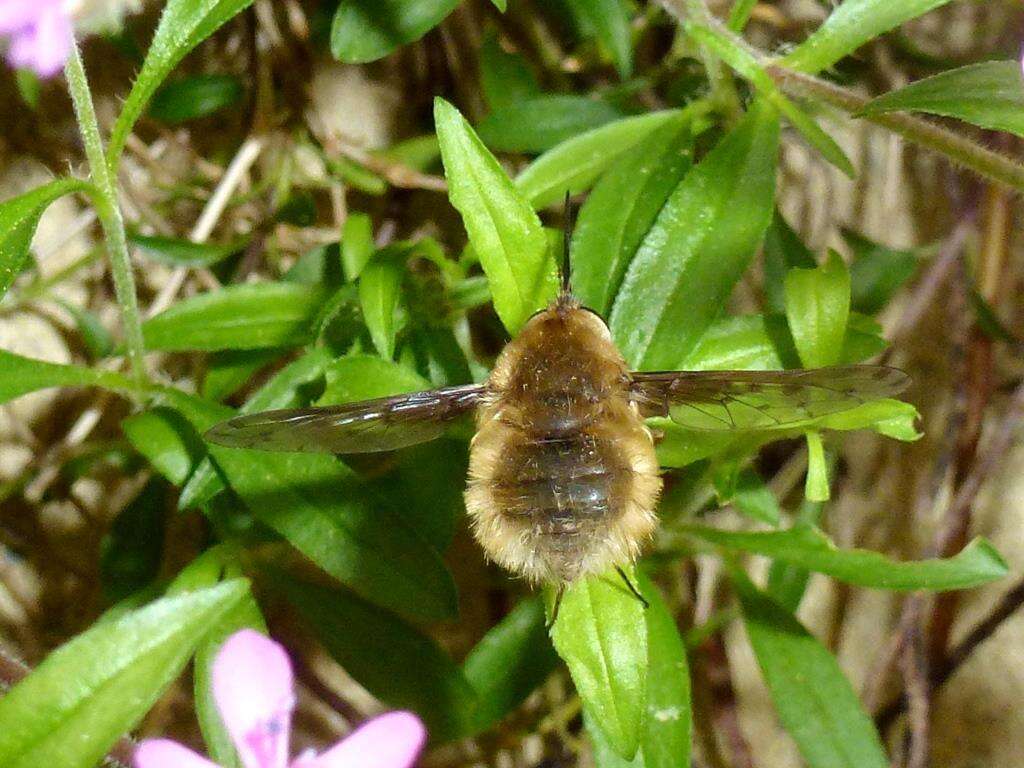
[630,365,910,432]
[204,383,487,453]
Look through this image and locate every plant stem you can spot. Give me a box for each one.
[657,0,1024,192]
[64,41,148,384]
[768,67,1024,192]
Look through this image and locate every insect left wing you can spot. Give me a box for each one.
[630,365,911,431]
[204,383,487,454]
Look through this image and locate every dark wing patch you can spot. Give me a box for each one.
[204,384,487,453]
[630,365,910,432]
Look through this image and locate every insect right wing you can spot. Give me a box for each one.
[204,383,488,454]
[630,365,911,432]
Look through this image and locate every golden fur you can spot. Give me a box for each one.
[465,296,661,584]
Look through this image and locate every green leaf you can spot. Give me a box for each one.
[0,580,249,768]
[784,251,851,368]
[586,575,691,768]
[858,61,1024,137]
[766,499,824,610]
[359,249,404,359]
[480,31,540,111]
[319,354,429,406]
[564,0,633,78]
[326,157,387,196]
[686,22,853,177]
[609,100,780,370]
[730,467,782,525]
[477,95,625,153]
[571,118,693,315]
[843,230,918,314]
[636,574,691,767]
[207,446,458,621]
[149,74,244,124]
[55,299,114,359]
[551,566,648,759]
[375,135,442,173]
[727,0,758,32]
[168,547,265,768]
[0,349,139,406]
[99,478,168,602]
[462,596,559,734]
[686,524,1008,590]
[195,595,265,768]
[318,356,463,549]
[732,569,888,768]
[108,0,256,167]
[435,98,557,334]
[15,69,41,109]
[781,0,955,75]
[129,232,247,267]
[763,209,816,314]
[682,315,790,371]
[804,430,829,501]
[274,570,475,741]
[202,348,285,401]
[330,0,459,63]
[123,407,206,485]
[0,178,92,299]
[141,282,326,351]
[516,110,685,209]
[340,212,375,280]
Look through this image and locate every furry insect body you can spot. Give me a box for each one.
[465,294,662,584]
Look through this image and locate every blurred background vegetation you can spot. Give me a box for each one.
[0,1,1023,767]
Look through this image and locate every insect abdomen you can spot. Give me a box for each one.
[466,404,661,583]
[493,432,622,524]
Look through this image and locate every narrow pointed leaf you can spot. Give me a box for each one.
[0,580,250,768]
[275,571,475,741]
[858,60,1024,137]
[0,178,92,299]
[687,524,1008,590]
[359,251,404,359]
[109,0,256,167]
[564,0,633,78]
[462,596,559,734]
[435,98,557,334]
[781,0,955,75]
[784,251,851,368]
[571,119,693,315]
[515,110,685,209]
[687,22,853,177]
[609,100,780,370]
[732,569,888,768]
[140,282,326,351]
[331,0,459,63]
[551,566,648,759]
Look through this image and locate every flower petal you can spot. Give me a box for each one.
[298,712,426,768]
[0,0,49,33]
[6,6,72,78]
[212,629,295,768]
[133,739,221,768]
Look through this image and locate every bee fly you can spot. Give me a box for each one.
[206,223,910,622]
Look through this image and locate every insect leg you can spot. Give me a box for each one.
[615,566,650,609]
[547,585,566,630]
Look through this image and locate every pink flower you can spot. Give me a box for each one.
[134,629,426,768]
[0,0,75,77]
